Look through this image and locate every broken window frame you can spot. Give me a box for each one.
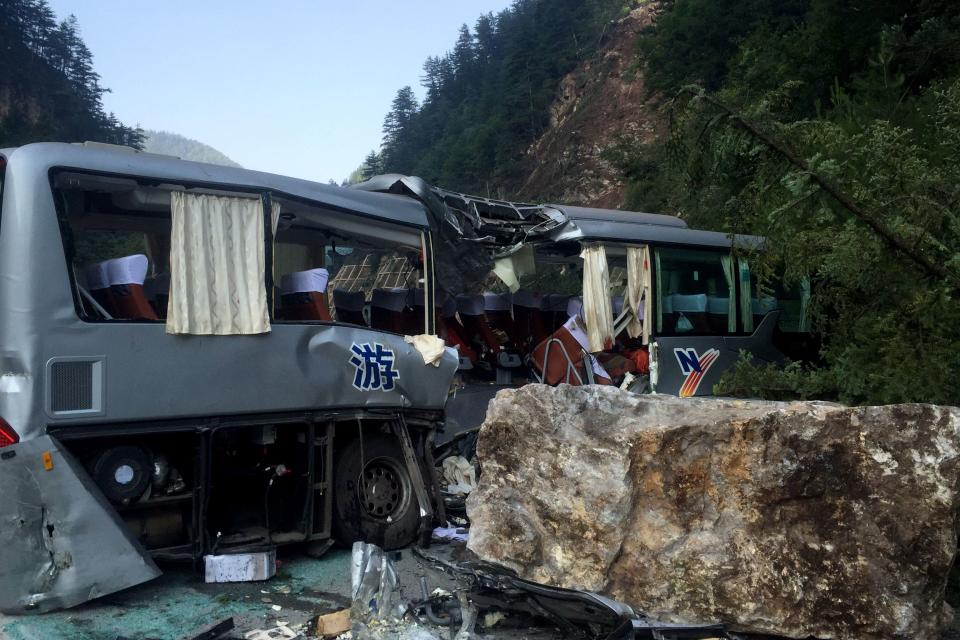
[269,192,433,334]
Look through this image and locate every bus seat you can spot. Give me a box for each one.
[439,297,477,366]
[566,296,583,319]
[706,296,729,333]
[512,289,547,354]
[371,287,410,333]
[531,314,612,386]
[279,268,331,321]
[456,294,501,354]
[144,273,170,319]
[85,260,118,317]
[333,289,367,326]
[667,293,707,333]
[541,294,571,332]
[483,292,517,348]
[106,255,157,320]
[407,287,434,335]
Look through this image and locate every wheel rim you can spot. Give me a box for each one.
[357,457,410,521]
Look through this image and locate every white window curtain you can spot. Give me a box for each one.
[580,244,615,353]
[720,254,737,333]
[625,245,653,344]
[167,192,276,335]
[739,258,754,333]
[655,250,664,333]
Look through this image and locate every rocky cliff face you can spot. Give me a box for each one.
[517,3,663,208]
[466,385,960,639]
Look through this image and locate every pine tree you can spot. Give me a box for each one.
[380,86,419,173]
[0,0,142,148]
[359,150,384,181]
[367,0,623,191]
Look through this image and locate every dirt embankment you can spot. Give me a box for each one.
[517,2,663,209]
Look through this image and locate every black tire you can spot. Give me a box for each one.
[332,432,421,550]
[90,445,152,505]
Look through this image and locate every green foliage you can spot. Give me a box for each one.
[0,0,141,147]
[714,352,835,401]
[359,150,384,181]
[621,0,960,405]
[373,0,626,194]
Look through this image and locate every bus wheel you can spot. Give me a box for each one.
[90,445,152,506]
[332,434,420,550]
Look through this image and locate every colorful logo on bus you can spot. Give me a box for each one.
[673,347,721,398]
[350,342,399,391]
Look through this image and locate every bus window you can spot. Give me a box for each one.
[740,259,811,334]
[654,248,735,335]
[53,172,174,322]
[272,195,425,333]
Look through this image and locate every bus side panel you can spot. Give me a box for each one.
[655,313,784,397]
[0,436,161,614]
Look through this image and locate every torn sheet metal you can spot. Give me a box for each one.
[351,175,497,296]
[0,435,161,614]
[414,551,733,640]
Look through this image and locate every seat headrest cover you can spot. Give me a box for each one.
[483,292,511,312]
[752,297,778,314]
[512,289,542,309]
[456,294,485,316]
[562,315,590,350]
[280,268,330,295]
[85,261,111,290]
[566,297,583,319]
[372,287,409,312]
[670,293,707,313]
[333,288,366,312]
[106,254,149,286]
[707,296,729,314]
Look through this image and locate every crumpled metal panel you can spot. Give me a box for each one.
[0,436,161,614]
[351,174,496,296]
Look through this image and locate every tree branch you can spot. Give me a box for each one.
[679,87,960,290]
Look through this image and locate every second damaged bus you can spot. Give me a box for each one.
[0,143,458,613]
[353,175,814,429]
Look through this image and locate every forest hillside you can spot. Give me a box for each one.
[371,0,960,406]
[0,0,141,147]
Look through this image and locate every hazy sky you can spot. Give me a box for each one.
[45,1,514,183]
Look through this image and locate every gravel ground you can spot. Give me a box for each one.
[0,541,563,640]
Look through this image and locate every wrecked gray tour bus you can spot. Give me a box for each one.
[353,176,814,429]
[0,143,459,613]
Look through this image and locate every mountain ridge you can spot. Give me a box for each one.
[142,130,241,168]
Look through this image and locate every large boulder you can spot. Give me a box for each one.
[465,385,960,640]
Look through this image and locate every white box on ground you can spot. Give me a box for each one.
[204,549,277,583]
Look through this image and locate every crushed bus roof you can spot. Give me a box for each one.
[354,174,763,250]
